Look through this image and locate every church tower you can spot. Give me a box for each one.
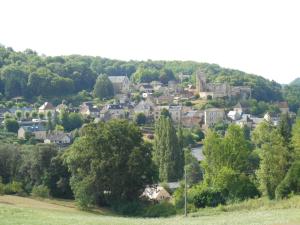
[196,71,207,93]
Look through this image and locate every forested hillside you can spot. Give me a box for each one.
[0,45,284,103]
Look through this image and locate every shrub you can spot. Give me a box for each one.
[193,188,225,208]
[143,201,176,217]
[31,185,50,198]
[0,183,4,195]
[276,161,300,199]
[4,181,23,194]
[112,200,144,216]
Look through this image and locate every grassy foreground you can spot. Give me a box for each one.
[0,195,300,225]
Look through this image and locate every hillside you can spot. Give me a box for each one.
[0,45,282,103]
[290,78,300,86]
[1,195,300,225]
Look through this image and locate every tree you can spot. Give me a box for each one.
[278,113,292,146]
[202,125,257,200]
[292,118,300,160]
[15,110,22,121]
[184,148,203,185]
[93,74,114,99]
[38,112,45,120]
[25,111,30,120]
[31,111,38,119]
[67,113,83,131]
[64,120,157,208]
[4,119,19,133]
[153,114,184,182]
[253,122,289,199]
[134,113,146,125]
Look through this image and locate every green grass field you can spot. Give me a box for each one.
[1,195,300,225]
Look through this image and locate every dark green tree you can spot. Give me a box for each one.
[64,120,157,208]
[153,114,184,182]
[93,74,114,99]
[4,119,19,133]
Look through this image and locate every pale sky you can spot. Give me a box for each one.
[1,0,300,84]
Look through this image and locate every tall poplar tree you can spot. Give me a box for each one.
[253,121,289,199]
[154,113,184,182]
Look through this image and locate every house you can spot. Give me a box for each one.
[204,108,225,127]
[115,94,129,104]
[44,131,72,145]
[196,72,251,99]
[18,124,47,140]
[134,98,155,117]
[227,110,242,121]
[153,105,182,123]
[169,105,182,123]
[235,114,253,128]
[181,110,203,128]
[141,186,171,201]
[39,102,55,117]
[100,104,126,120]
[56,103,68,113]
[108,76,130,94]
[138,83,154,93]
[79,102,100,118]
[233,102,250,114]
[277,102,289,114]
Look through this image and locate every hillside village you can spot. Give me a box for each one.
[0,71,292,148]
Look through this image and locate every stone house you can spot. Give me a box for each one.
[181,110,203,128]
[18,124,47,140]
[108,76,130,94]
[204,108,225,127]
[44,131,72,145]
[100,104,126,120]
[79,102,100,118]
[134,98,155,117]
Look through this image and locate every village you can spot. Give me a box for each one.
[0,71,291,149]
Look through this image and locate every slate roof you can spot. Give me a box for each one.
[108,76,128,83]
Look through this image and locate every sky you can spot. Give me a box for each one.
[1,0,300,84]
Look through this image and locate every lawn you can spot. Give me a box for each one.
[0,195,300,225]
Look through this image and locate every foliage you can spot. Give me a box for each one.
[2,181,23,195]
[184,149,203,185]
[134,113,146,125]
[193,187,225,208]
[253,122,289,199]
[275,161,300,199]
[64,120,157,209]
[93,74,114,99]
[31,185,50,198]
[4,119,19,133]
[143,201,176,217]
[153,115,184,182]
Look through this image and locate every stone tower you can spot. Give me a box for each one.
[196,71,207,93]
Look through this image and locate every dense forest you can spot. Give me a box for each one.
[0,45,294,105]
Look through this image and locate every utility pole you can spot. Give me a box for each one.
[184,166,187,217]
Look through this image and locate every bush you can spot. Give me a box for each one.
[0,183,4,195]
[31,185,50,198]
[143,201,176,217]
[4,181,23,194]
[193,188,225,208]
[112,200,144,216]
[276,161,300,199]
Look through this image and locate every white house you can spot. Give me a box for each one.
[38,102,55,117]
[141,186,171,201]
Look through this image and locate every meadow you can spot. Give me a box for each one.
[1,195,300,225]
